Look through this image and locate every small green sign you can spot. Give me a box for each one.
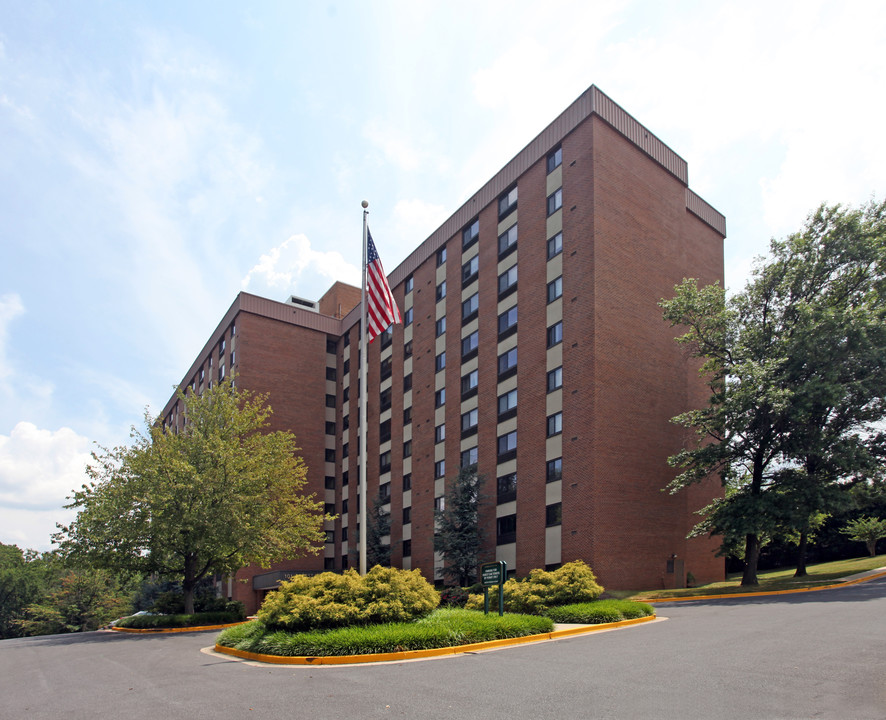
[481,561,506,587]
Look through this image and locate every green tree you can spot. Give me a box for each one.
[840,516,886,557]
[16,567,134,635]
[661,200,886,585]
[0,544,51,638]
[54,379,328,614]
[365,494,392,568]
[434,464,485,586]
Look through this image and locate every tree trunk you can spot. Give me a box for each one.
[867,539,877,558]
[794,530,809,577]
[741,533,761,586]
[183,554,197,615]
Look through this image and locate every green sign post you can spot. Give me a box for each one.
[480,560,506,616]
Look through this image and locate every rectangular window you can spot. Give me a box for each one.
[326,338,337,354]
[380,325,393,349]
[342,470,349,486]
[547,412,563,437]
[498,224,518,258]
[324,502,336,517]
[403,406,412,425]
[496,514,517,545]
[326,367,337,381]
[403,373,413,392]
[498,264,518,298]
[497,473,517,503]
[344,332,350,347]
[462,292,479,323]
[342,443,349,459]
[546,458,562,483]
[435,388,446,407]
[380,388,392,412]
[547,321,563,348]
[462,218,480,249]
[342,414,350,431]
[403,440,412,458]
[547,146,562,173]
[402,473,412,491]
[498,186,518,219]
[498,305,518,338]
[405,275,414,293]
[547,188,563,216]
[380,357,392,381]
[435,351,446,372]
[436,280,447,301]
[497,431,517,462]
[461,408,479,436]
[325,475,336,490]
[547,276,562,304]
[547,366,563,392]
[325,448,336,463]
[461,369,479,399]
[437,246,447,266]
[462,255,479,286]
[461,330,479,360]
[325,421,336,435]
[436,316,447,337]
[497,388,518,420]
[434,496,445,512]
[402,506,411,525]
[342,387,350,403]
[379,482,391,501]
[434,459,446,479]
[498,347,518,379]
[325,393,337,408]
[325,530,335,544]
[379,451,391,474]
[404,340,413,359]
[435,423,446,443]
[402,539,412,557]
[342,499,348,514]
[460,446,478,469]
[546,503,562,527]
[379,419,391,443]
[404,307,413,326]
[343,358,350,375]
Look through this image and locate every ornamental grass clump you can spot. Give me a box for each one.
[464,560,603,614]
[257,566,439,632]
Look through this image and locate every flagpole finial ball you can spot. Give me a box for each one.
[361,200,369,209]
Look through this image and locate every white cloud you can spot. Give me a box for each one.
[241,234,361,302]
[0,421,92,551]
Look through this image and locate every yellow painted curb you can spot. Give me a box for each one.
[112,621,248,634]
[644,569,886,604]
[212,614,656,665]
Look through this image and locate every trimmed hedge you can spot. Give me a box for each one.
[544,599,654,624]
[257,566,439,632]
[216,608,554,657]
[465,561,603,613]
[115,609,245,629]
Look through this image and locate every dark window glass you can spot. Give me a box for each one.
[498,264,518,297]
[461,331,479,359]
[498,186,518,218]
[462,218,480,249]
[546,503,562,527]
[436,281,447,301]
[462,292,479,322]
[498,224,518,258]
[547,188,563,216]
[498,347,517,378]
[496,514,517,544]
[547,146,562,173]
[437,247,447,266]
[498,305,518,337]
[462,255,479,285]
[435,351,446,372]
[405,275,414,293]
[546,458,562,483]
[497,473,517,503]
[547,276,562,303]
[547,412,563,437]
[460,446,478,468]
[436,317,447,337]
[547,366,563,392]
[547,322,563,348]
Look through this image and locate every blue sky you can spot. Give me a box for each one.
[1,0,884,551]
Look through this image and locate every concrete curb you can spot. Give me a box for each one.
[644,568,886,604]
[212,614,657,665]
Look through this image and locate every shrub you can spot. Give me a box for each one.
[439,587,469,608]
[544,599,653,624]
[257,566,439,632]
[464,561,603,614]
[115,610,244,629]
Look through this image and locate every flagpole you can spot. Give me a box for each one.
[359,200,369,576]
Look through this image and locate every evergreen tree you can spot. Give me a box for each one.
[434,464,485,586]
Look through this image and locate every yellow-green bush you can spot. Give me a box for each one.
[257,566,440,631]
[465,561,603,614]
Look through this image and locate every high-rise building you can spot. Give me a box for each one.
[162,86,725,612]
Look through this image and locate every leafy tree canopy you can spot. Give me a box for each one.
[54,379,327,613]
[661,199,886,585]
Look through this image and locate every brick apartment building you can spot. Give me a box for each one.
[162,85,726,612]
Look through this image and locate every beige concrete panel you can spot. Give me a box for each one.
[498,373,518,394]
[546,434,563,459]
[435,370,446,391]
[497,416,517,435]
[436,334,446,354]
[546,388,563,415]
[402,523,412,541]
[497,292,518,315]
[435,442,446,462]
[545,480,562,505]
[403,456,412,474]
[435,478,445,497]
[496,500,516,517]
[436,298,446,320]
[497,458,517,476]
[546,298,563,326]
[498,250,518,275]
[326,379,336,395]
[496,543,517,568]
[403,389,413,408]
[497,331,518,354]
[497,212,517,236]
[546,208,562,237]
[403,489,411,506]
[546,166,563,195]
[547,252,563,281]
[547,343,563,368]
[402,557,412,570]
[462,240,479,262]
[435,406,446,426]
[404,356,413,375]
[436,263,447,284]
[545,526,562,566]
[461,317,479,338]
[325,407,336,423]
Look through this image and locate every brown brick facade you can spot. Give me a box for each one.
[163,86,726,612]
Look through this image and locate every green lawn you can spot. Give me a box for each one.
[610,555,886,601]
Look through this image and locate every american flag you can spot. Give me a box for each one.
[366,230,402,342]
